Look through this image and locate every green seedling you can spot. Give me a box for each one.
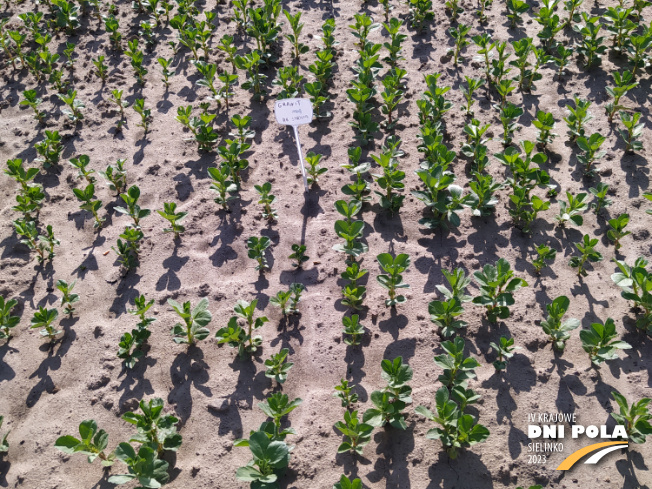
[101,159,128,196]
[610,392,652,444]
[117,327,151,369]
[69,155,95,183]
[235,431,290,487]
[168,298,212,344]
[608,213,631,250]
[255,392,302,441]
[448,24,471,66]
[35,130,63,168]
[334,410,374,455]
[115,185,151,227]
[409,0,434,31]
[254,183,277,222]
[569,234,603,276]
[56,279,79,316]
[433,337,480,388]
[230,115,255,144]
[564,96,592,140]
[216,35,237,72]
[619,111,644,153]
[246,236,272,271]
[157,57,175,86]
[342,314,365,346]
[132,98,151,133]
[109,443,169,488]
[415,385,489,459]
[0,416,7,453]
[363,357,413,430]
[73,183,105,229]
[57,89,85,122]
[471,33,496,83]
[576,132,606,175]
[124,39,148,84]
[540,296,580,351]
[112,226,144,270]
[234,51,267,98]
[462,77,485,116]
[506,0,529,27]
[216,299,268,357]
[556,191,588,227]
[626,31,652,78]
[122,398,182,454]
[218,140,250,186]
[0,296,19,340]
[20,89,45,122]
[30,306,61,340]
[341,262,368,310]
[334,380,359,408]
[606,71,638,121]
[531,243,557,273]
[437,268,473,304]
[284,10,309,59]
[306,152,327,185]
[377,253,410,307]
[55,420,115,466]
[553,44,574,79]
[269,286,299,316]
[92,55,107,81]
[498,103,524,146]
[573,12,607,67]
[472,258,527,322]
[208,165,237,211]
[580,318,631,366]
[429,298,466,338]
[489,336,521,371]
[289,244,309,268]
[589,182,612,214]
[334,475,364,489]
[533,110,557,149]
[264,348,293,384]
[469,172,503,217]
[110,89,129,132]
[157,202,187,238]
[13,220,54,262]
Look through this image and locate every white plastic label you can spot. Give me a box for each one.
[274,98,313,193]
[274,98,313,126]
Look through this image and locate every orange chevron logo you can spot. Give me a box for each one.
[556,441,629,470]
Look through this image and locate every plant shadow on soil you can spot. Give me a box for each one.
[168,344,212,426]
[25,317,78,408]
[207,354,268,440]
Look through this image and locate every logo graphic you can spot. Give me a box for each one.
[556,441,629,470]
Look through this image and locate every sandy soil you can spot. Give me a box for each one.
[0,0,651,487]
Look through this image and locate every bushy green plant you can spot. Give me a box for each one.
[377,253,410,307]
[215,299,269,357]
[363,357,413,430]
[540,296,580,350]
[168,298,212,344]
[55,419,115,465]
[334,410,374,455]
[569,234,603,276]
[0,296,19,340]
[264,348,293,384]
[246,236,272,271]
[334,379,359,408]
[472,258,528,322]
[489,336,520,371]
[122,398,182,454]
[610,392,652,444]
[580,318,631,366]
[531,243,557,273]
[30,306,60,340]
